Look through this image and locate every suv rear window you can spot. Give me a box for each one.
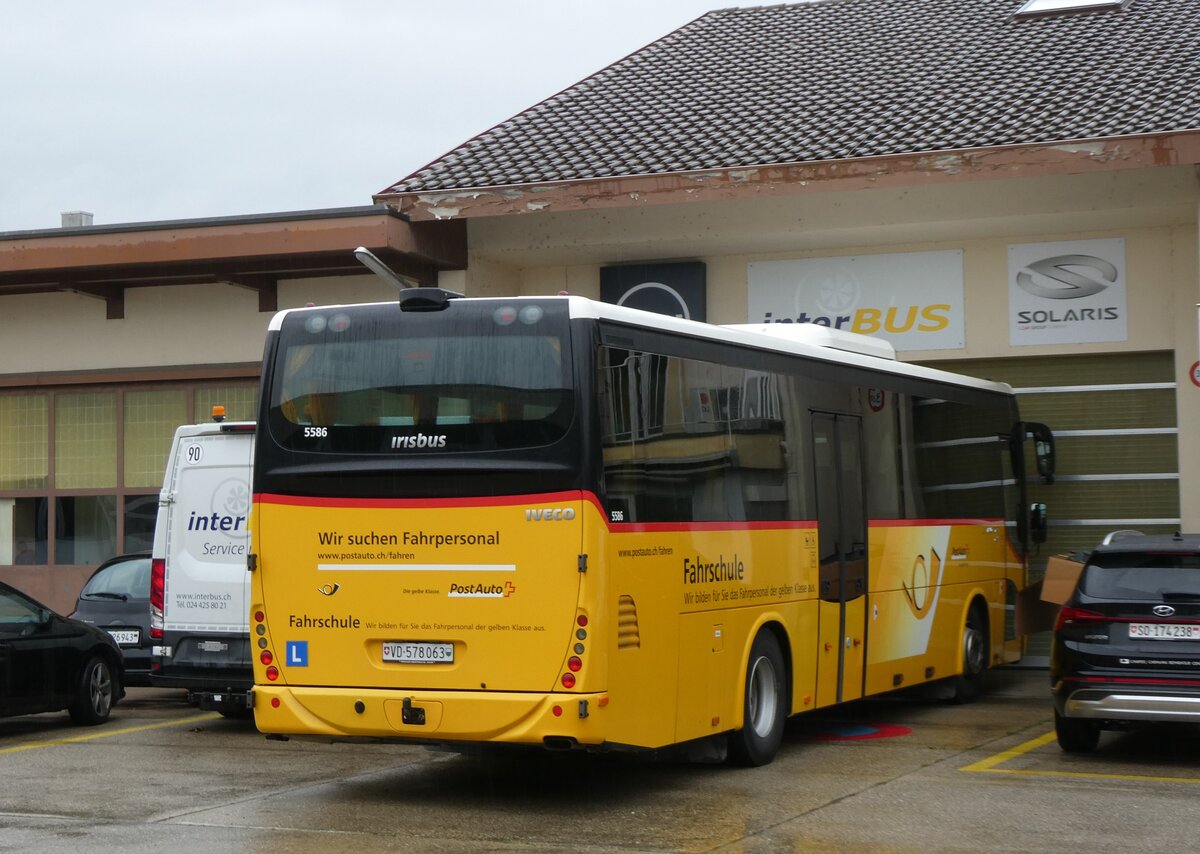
[1081,552,1200,600]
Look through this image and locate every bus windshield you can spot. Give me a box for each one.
[265,299,574,455]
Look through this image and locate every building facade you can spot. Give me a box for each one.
[2,0,1199,610]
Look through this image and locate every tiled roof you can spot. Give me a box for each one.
[381,0,1200,195]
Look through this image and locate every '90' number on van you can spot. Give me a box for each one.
[304,427,328,438]
[185,445,203,465]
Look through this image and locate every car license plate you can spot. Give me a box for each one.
[1129,623,1200,640]
[382,641,454,664]
[107,629,140,646]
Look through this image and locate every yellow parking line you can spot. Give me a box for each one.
[0,712,219,756]
[961,730,1200,783]
[960,731,1056,772]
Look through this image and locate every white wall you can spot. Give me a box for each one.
[0,274,396,375]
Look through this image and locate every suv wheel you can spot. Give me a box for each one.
[1055,711,1099,753]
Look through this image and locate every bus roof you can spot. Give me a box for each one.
[268,294,1014,397]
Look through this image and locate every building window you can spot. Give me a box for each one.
[4,497,46,564]
[125,389,187,488]
[55,495,117,565]
[195,386,257,422]
[56,392,118,489]
[0,395,49,490]
[0,380,257,567]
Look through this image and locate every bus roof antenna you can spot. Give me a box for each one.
[353,246,463,310]
[353,246,420,291]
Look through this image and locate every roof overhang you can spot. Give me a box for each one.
[376,131,1200,222]
[0,206,466,318]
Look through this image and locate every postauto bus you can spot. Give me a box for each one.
[248,289,1053,766]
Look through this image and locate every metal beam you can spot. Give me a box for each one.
[225,274,279,313]
[62,284,125,320]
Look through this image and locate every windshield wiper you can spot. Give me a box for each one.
[82,592,128,601]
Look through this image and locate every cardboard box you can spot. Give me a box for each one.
[1040,553,1087,605]
[1016,580,1061,635]
[1015,553,1088,635]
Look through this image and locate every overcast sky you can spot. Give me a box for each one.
[0,1,726,233]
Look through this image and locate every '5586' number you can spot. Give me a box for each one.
[304,427,328,438]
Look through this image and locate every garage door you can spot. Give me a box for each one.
[922,351,1179,572]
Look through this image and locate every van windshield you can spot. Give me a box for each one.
[265,299,575,455]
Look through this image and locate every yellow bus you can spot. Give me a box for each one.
[249,288,1053,765]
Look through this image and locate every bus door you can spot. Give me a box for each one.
[812,412,868,706]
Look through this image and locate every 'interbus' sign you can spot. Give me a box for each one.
[747,250,965,352]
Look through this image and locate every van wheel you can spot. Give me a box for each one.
[728,631,787,767]
[68,656,117,725]
[1055,711,1100,753]
[949,603,988,704]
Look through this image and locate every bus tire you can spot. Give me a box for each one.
[68,655,117,725]
[727,630,787,767]
[949,602,989,704]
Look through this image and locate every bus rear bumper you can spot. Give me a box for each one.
[252,685,608,747]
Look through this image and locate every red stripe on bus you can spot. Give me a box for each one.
[608,520,818,533]
[255,493,1002,531]
[868,518,1004,527]
[254,491,592,510]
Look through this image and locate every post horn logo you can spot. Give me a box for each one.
[317,583,341,596]
[1015,254,1117,300]
[902,549,940,619]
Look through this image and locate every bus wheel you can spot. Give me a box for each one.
[728,630,787,767]
[949,603,988,704]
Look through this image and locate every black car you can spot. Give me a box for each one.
[71,553,153,686]
[0,580,125,724]
[1051,532,1200,752]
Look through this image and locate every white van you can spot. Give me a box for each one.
[149,409,255,714]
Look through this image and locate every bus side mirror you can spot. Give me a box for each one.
[1024,421,1055,484]
[1030,502,1048,544]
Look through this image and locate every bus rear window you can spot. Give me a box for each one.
[266,300,574,454]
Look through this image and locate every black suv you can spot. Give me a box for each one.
[1051,532,1200,752]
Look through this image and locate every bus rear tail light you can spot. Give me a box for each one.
[260,650,274,666]
[150,558,165,639]
[561,672,576,689]
[266,666,280,681]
